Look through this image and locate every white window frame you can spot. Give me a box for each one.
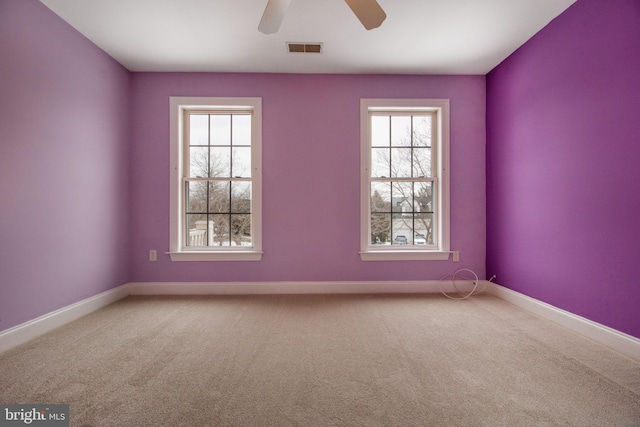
[360,98,450,261]
[169,97,262,261]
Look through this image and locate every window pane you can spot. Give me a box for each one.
[232,147,251,178]
[391,181,412,212]
[208,181,230,213]
[231,214,252,246]
[231,181,251,213]
[232,115,251,146]
[371,213,391,245]
[174,99,262,257]
[186,181,208,213]
[413,147,432,178]
[415,213,434,245]
[189,115,208,146]
[390,148,412,177]
[371,147,390,178]
[391,116,411,146]
[413,116,431,147]
[210,115,231,146]
[371,116,390,147]
[360,100,449,257]
[392,213,412,245]
[186,214,210,247]
[371,182,391,213]
[414,182,433,213]
[210,214,231,246]
[210,147,231,177]
[189,147,209,178]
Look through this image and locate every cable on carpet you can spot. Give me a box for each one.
[439,269,496,300]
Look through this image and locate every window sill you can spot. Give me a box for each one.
[359,250,451,261]
[168,251,263,262]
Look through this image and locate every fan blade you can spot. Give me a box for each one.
[258,0,292,34]
[344,0,386,30]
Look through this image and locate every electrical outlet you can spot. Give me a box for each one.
[452,251,460,262]
[149,250,157,262]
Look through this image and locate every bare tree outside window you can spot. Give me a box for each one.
[369,114,435,246]
[185,113,253,247]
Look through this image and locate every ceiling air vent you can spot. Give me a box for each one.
[287,42,323,53]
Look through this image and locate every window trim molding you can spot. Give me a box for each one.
[359,98,450,261]
[169,97,262,261]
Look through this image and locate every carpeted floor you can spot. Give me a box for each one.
[1,294,639,426]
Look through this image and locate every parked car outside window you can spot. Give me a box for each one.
[394,235,408,245]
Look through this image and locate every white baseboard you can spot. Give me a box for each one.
[485,283,640,361]
[0,284,130,354]
[128,280,473,295]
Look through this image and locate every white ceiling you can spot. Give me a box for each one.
[39,0,577,75]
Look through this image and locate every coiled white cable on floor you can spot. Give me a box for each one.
[439,268,491,300]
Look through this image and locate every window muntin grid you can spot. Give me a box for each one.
[183,111,254,248]
[368,112,438,248]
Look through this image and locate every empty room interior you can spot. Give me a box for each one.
[1,0,639,425]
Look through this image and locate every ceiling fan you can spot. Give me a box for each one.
[258,0,387,34]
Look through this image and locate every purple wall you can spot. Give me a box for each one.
[0,0,131,332]
[129,73,486,282]
[486,0,640,338]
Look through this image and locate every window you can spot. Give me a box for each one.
[360,99,450,261]
[169,97,262,261]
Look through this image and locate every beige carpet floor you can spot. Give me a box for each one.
[1,294,639,426]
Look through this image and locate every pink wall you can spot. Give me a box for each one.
[486,0,640,338]
[130,73,486,282]
[0,0,131,331]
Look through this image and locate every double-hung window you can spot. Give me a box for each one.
[360,99,450,261]
[169,97,262,261]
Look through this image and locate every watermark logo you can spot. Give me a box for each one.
[0,405,68,426]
